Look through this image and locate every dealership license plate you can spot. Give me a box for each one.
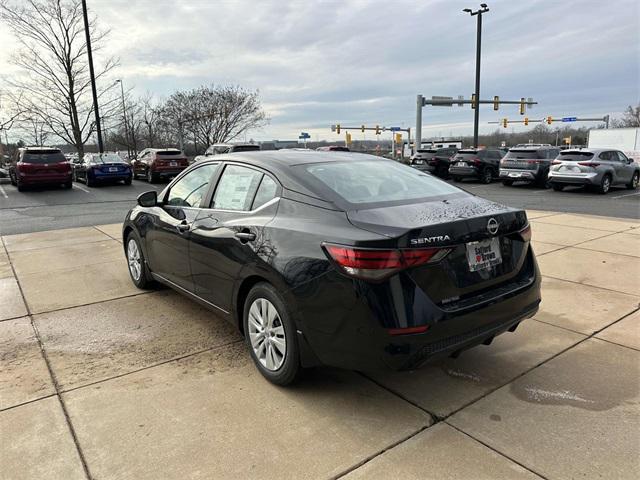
[560,165,579,172]
[508,172,522,177]
[466,237,502,272]
[109,167,118,172]
[458,162,467,167]
[170,161,178,166]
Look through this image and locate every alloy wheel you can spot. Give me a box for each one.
[247,298,286,371]
[633,173,639,189]
[602,176,611,193]
[127,238,142,281]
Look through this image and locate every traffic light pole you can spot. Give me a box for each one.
[472,10,483,148]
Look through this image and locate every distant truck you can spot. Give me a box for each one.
[588,128,640,160]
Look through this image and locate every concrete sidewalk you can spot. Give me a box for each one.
[1,211,639,479]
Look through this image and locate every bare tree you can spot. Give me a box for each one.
[612,104,640,128]
[0,0,120,157]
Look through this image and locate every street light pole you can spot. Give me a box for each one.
[81,0,104,153]
[115,79,131,159]
[463,4,490,148]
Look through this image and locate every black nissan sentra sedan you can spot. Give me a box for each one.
[122,151,540,385]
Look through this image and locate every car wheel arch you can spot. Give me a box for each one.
[234,274,272,335]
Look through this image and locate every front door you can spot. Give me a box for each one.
[145,163,220,290]
[189,164,280,312]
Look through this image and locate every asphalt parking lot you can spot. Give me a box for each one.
[1,209,639,479]
[0,174,638,236]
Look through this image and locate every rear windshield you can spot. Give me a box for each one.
[231,145,260,152]
[157,150,183,156]
[417,149,437,154]
[22,151,65,163]
[558,152,594,161]
[299,159,460,206]
[505,149,547,159]
[94,153,123,163]
[455,151,484,159]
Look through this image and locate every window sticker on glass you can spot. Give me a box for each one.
[213,165,262,211]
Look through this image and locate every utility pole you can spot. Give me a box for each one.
[81,0,103,153]
[115,80,131,159]
[463,4,490,148]
[415,94,423,154]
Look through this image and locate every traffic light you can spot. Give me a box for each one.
[546,116,553,125]
[524,117,529,126]
[336,124,340,134]
[375,125,380,135]
[493,96,499,111]
[502,118,508,128]
[361,125,365,133]
[519,98,526,115]
[471,94,477,109]
[395,133,402,144]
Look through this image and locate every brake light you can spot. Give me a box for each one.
[324,245,451,281]
[526,159,541,164]
[470,157,481,165]
[519,224,531,242]
[577,162,600,167]
[552,160,562,165]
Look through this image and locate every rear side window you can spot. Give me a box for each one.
[213,165,263,211]
[299,159,459,205]
[558,152,594,161]
[251,175,278,209]
[166,164,219,208]
[505,149,546,159]
[22,150,66,163]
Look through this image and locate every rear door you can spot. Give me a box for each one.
[189,164,280,311]
[613,151,632,184]
[144,163,220,290]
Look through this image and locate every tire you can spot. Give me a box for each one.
[552,183,564,192]
[452,176,461,183]
[10,171,17,186]
[627,171,639,190]
[63,181,72,189]
[481,168,493,184]
[146,168,156,184]
[125,232,153,289]
[124,176,132,185]
[132,169,138,180]
[72,170,78,182]
[502,180,514,186]
[244,282,301,386]
[86,174,95,187]
[598,174,611,194]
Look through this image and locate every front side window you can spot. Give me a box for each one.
[166,164,219,208]
[212,165,263,211]
[616,151,629,162]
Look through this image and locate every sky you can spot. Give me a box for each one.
[1,0,639,143]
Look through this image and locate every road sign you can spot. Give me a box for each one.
[562,117,577,122]
[389,126,401,131]
[431,96,454,106]
[299,132,310,139]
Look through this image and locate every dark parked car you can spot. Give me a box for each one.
[499,145,560,187]
[72,153,132,187]
[411,147,458,178]
[316,146,350,152]
[9,147,72,191]
[131,148,189,183]
[548,148,639,193]
[123,151,540,385]
[205,143,261,156]
[449,148,505,183]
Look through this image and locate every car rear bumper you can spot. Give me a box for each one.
[499,169,540,181]
[152,167,187,178]
[548,172,599,185]
[294,247,541,371]
[411,164,434,173]
[88,170,132,181]
[18,173,72,185]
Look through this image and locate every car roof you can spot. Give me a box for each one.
[195,150,391,204]
[560,148,617,154]
[21,146,61,151]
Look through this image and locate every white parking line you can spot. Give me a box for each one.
[611,191,640,199]
[73,183,91,193]
[0,185,7,199]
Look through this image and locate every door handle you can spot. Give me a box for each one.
[176,222,191,233]
[235,231,256,242]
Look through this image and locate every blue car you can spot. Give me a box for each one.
[72,153,133,187]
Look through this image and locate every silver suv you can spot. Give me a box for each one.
[548,148,639,194]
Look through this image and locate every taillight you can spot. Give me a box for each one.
[324,244,451,281]
[388,325,429,336]
[577,162,600,167]
[470,157,481,165]
[526,159,541,164]
[552,160,562,165]
[519,224,532,242]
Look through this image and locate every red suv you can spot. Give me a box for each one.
[131,148,189,183]
[9,147,72,191]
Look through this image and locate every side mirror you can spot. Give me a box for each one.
[628,158,635,164]
[137,190,158,208]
